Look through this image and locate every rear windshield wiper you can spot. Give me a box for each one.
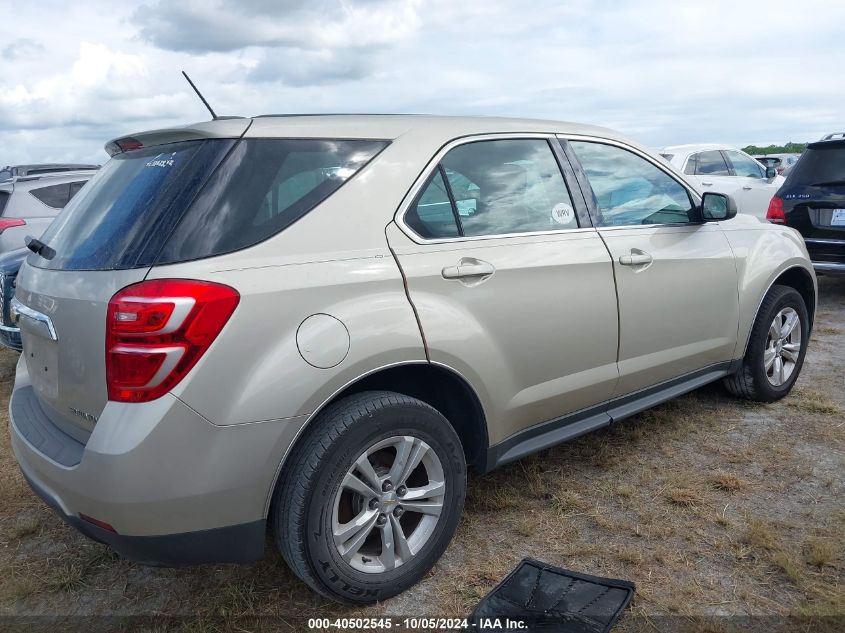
[25,236,56,260]
[810,180,845,187]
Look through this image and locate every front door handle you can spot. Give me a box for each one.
[442,259,495,279]
[619,250,653,266]
[701,181,713,186]
[742,185,753,190]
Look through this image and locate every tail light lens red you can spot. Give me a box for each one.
[106,279,239,403]
[0,218,26,234]
[766,196,786,224]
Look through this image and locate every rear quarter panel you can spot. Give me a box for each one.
[719,216,817,356]
[145,137,434,426]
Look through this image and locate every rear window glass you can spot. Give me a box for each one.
[786,144,845,187]
[0,191,8,215]
[30,138,387,271]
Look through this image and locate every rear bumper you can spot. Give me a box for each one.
[9,356,308,565]
[21,469,265,565]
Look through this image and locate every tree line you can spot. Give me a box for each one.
[742,142,807,155]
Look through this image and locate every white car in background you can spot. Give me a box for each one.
[659,144,784,218]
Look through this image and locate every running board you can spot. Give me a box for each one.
[482,362,733,472]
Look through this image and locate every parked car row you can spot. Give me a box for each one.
[753,153,801,177]
[0,164,99,350]
[7,114,817,603]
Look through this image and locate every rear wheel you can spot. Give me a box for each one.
[273,391,466,603]
[724,284,809,402]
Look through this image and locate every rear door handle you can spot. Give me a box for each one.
[700,181,713,186]
[742,185,753,190]
[619,250,653,267]
[442,260,495,279]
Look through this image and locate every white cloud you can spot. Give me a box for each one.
[0,0,842,164]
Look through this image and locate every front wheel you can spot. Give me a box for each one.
[273,391,467,603]
[724,284,809,402]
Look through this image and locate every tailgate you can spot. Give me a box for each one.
[14,262,148,442]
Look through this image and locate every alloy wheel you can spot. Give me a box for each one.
[331,435,445,573]
[764,307,801,386]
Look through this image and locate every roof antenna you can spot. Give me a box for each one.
[181,70,218,120]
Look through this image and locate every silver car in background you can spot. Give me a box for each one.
[0,164,98,255]
[9,115,815,603]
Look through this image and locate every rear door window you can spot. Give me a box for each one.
[691,151,731,176]
[31,138,387,270]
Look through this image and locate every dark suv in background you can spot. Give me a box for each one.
[767,135,845,275]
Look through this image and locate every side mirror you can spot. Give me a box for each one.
[701,192,738,221]
[765,165,777,179]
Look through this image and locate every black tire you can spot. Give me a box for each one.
[723,284,809,402]
[272,391,467,604]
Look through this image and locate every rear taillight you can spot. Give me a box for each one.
[0,218,26,234]
[106,279,239,403]
[766,196,786,224]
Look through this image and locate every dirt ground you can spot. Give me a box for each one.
[0,277,842,632]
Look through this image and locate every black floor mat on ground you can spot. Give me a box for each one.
[471,558,635,633]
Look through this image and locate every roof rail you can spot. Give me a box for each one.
[819,132,845,141]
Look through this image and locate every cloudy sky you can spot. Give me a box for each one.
[1,0,842,164]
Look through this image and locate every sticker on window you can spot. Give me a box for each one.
[145,153,177,168]
[551,202,575,225]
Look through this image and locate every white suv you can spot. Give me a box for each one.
[660,144,784,218]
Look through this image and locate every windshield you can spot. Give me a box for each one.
[31,137,387,271]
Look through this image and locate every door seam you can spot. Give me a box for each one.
[385,222,430,362]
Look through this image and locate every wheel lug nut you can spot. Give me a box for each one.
[376,513,387,526]
[394,506,404,518]
[382,481,393,492]
[368,498,378,510]
[397,485,407,497]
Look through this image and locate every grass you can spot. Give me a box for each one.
[786,387,844,416]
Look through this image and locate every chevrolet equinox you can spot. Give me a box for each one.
[9,115,816,603]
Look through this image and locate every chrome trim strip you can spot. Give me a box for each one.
[0,324,20,333]
[812,261,845,273]
[10,297,57,341]
[804,238,845,245]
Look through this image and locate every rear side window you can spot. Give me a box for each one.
[31,138,386,271]
[689,151,730,176]
[155,139,387,264]
[29,182,71,208]
[786,143,845,186]
[68,180,87,200]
